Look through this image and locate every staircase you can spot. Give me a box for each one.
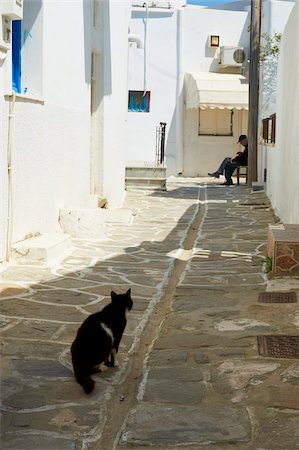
[125,165,167,191]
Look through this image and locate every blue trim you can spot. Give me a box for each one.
[12,20,22,93]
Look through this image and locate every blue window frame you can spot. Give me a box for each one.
[128,91,150,112]
[12,20,22,93]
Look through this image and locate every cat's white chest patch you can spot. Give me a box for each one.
[101,323,114,341]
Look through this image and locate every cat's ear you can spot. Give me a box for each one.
[126,288,131,296]
[111,291,117,302]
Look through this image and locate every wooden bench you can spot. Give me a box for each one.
[236,165,248,185]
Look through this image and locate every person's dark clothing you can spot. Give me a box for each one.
[232,144,248,165]
[224,144,248,184]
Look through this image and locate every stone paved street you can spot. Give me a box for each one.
[1,178,299,450]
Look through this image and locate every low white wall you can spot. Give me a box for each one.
[266,1,299,223]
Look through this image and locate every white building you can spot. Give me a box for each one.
[127,0,250,177]
[214,0,298,223]
[261,0,298,223]
[0,0,131,263]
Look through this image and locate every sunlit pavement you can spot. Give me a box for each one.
[1,178,298,449]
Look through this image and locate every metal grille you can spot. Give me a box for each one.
[258,335,299,359]
[233,48,245,63]
[258,292,297,303]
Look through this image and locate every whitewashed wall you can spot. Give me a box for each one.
[258,0,295,189]
[259,0,295,119]
[127,5,250,176]
[183,7,249,73]
[184,108,248,177]
[182,7,249,176]
[0,0,131,262]
[99,0,131,208]
[266,1,299,223]
[127,7,179,174]
[3,1,93,251]
[0,91,9,261]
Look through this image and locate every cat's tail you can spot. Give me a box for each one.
[76,374,95,394]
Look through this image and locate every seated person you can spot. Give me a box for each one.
[208,135,248,185]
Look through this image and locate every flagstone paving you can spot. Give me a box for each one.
[1,179,299,450]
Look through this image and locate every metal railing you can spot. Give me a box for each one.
[155,122,167,166]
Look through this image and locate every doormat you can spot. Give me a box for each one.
[257,335,299,359]
[258,292,297,303]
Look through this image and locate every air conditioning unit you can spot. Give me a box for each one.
[220,46,245,67]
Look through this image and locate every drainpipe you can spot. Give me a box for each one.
[6,92,16,261]
[142,2,148,96]
[176,7,184,174]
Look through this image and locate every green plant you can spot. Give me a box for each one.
[263,256,273,273]
[260,32,282,61]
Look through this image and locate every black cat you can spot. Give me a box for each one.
[71,289,133,393]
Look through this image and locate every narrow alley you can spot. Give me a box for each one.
[1,179,299,450]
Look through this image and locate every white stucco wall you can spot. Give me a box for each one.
[0,0,132,261]
[10,100,92,240]
[0,11,17,260]
[100,0,131,208]
[258,0,295,186]
[183,7,249,176]
[0,95,9,261]
[183,108,248,176]
[127,4,250,176]
[266,1,299,223]
[183,7,249,73]
[2,1,94,247]
[127,7,179,174]
[259,0,295,119]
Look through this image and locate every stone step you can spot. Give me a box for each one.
[125,177,167,191]
[59,207,133,238]
[267,224,299,275]
[125,166,166,178]
[11,233,71,265]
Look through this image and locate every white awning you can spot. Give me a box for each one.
[185,72,249,110]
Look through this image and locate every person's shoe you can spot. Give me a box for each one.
[208,172,220,178]
[220,181,234,186]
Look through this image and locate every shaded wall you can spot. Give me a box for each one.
[266,1,299,223]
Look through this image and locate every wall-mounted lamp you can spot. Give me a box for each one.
[209,35,220,48]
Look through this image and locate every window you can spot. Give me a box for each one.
[12,2,44,97]
[198,108,233,136]
[262,114,276,143]
[128,91,150,112]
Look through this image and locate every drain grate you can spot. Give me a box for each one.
[258,292,297,303]
[258,335,299,359]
